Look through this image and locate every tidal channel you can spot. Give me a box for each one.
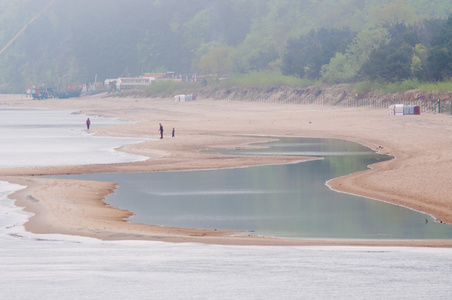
[54,137,452,240]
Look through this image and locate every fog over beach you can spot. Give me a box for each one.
[2,93,452,245]
[1,94,452,298]
[2,1,452,298]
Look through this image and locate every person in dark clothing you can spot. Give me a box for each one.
[159,123,164,139]
[172,128,175,137]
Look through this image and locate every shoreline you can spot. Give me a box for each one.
[1,94,452,247]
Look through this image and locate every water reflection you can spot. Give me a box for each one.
[55,137,452,240]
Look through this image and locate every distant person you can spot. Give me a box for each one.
[86,118,91,130]
[159,123,164,139]
[172,128,175,137]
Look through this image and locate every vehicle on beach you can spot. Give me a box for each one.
[56,89,82,99]
[27,86,82,99]
[32,88,56,100]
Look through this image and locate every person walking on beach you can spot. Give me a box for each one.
[86,118,91,130]
[172,128,175,137]
[158,123,164,139]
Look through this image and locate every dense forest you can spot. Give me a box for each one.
[0,0,452,93]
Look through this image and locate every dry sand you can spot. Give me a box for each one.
[1,93,452,247]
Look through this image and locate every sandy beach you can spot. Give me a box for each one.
[1,93,452,247]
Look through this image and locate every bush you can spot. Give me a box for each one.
[418,81,452,91]
[146,80,196,95]
[218,72,315,88]
[355,79,452,95]
[354,81,383,96]
[383,79,420,93]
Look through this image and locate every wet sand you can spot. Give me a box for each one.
[1,93,452,247]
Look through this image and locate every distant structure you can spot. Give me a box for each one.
[143,73,166,79]
[105,72,198,92]
[113,77,153,90]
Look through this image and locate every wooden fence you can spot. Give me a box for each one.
[216,95,452,114]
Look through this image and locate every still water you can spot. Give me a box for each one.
[0,108,148,168]
[57,137,452,240]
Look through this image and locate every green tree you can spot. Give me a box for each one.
[360,42,413,81]
[370,0,417,28]
[410,44,428,79]
[426,14,452,81]
[198,45,234,79]
[321,28,389,83]
[359,23,420,82]
[2,0,452,92]
[282,28,354,79]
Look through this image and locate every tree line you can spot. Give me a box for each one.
[284,15,452,83]
[0,0,451,93]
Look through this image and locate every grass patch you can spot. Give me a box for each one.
[145,80,197,95]
[418,81,452,91]
[121,74,452,98]
[354,81,383,96]
[218,72,315,88]
[383,80,420,93]
[355,79,452,95]
[118,80,200,97]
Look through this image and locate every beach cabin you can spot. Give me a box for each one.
[174,94,195,102]
[174,94,186,102]
[390,104,420,115]
[389,104,404,115]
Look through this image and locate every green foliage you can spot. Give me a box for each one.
[144,80,196,96]
[1,1,452,92]
[359,23,421,82]
[355,79,452,95]
[426,15,452,81]
[322,28,390,83]
[370,0,418,28]
[218,72,314,88]
[410,44,428,79]
[198,46,234,78]
[354,81,384,96]
[383,79,420,93]
[360,42,413,82]
[282,28,354,79]
[418,81,452,91]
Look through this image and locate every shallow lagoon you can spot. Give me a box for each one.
[57,137,452,240]
[2,108,452,298]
